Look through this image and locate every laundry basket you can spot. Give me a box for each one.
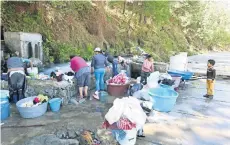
[16,96,48,119]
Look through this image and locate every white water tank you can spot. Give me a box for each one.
[169,52,188,71]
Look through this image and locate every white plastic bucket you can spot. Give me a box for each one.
[169,53,188,71]
[27,67,38,75]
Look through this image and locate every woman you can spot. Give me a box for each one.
[70,55,90,101]
[117,60,131,77]
[7,51,32,103]
[141,54,154,85]
[104,51,118,77]
[91,48,109,99]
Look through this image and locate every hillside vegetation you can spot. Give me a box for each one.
[1,1,230,63]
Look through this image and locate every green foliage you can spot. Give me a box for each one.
[144,1,170,24]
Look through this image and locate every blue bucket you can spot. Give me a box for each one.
[0,90,9,103]
[1,101,10,120]
[149,87,178,112]
[99,91,108,103]
[49,98,62,112]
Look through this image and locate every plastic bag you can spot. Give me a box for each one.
[105,99,125,125]
[128,83,143,96]
[122,97,147,127]
[118,128,137,145]
[147,71,160,88]
[159,73,172,81]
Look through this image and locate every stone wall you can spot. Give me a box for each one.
[1,71,112,105]
[130,57,169,78]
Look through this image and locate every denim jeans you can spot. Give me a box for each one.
[112,60,118,77]
[94,68,105,91]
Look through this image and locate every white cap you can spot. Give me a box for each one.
[94,47,101,52]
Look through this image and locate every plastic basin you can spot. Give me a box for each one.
[149,87,178,112]
[107,83,130,97]
[49,98,62,112]
[167,70,193,80]
[1,101,10,120]
[160,84,173,90]
[16,96,48,119]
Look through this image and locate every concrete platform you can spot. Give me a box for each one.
[188,52,230,76]
[1,79,230,145]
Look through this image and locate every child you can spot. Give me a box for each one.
[141,54,154,85]
[203,59,216,99]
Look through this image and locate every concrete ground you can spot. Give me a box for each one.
[188,52,230,76]
[136,78,230,145]
[1,78,230,145]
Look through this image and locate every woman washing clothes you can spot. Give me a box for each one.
[141,54,154,85]
[91,48,110,99]
[70,55,90,101]
[7,51,33,103]
[104,51,118,77]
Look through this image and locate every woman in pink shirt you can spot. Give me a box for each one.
[70,55,90,101]
[141,54,154,85]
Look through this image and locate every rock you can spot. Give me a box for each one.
[68,130,77,139]
[56,128,68,139]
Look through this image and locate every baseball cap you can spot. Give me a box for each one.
[94,47,101,52]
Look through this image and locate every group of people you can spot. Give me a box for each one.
[4,46,216,104]
[70,47,132,100]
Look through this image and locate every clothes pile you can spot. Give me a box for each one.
[21,94,48,107]
[108,73,129,85]
[158,73,175,86]
[103,97,147,145]
[37,73,49,80]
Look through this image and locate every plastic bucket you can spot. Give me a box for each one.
[1,73,7,81]
[99,91,108,103]
[0,90,9,103]
[49,98,62,112]
[0,101,10,120]
[170,75,182,88]
[16,96,48,119]
[149,87,178,112]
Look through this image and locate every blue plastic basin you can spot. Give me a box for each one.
[16,96,48,119]
[160,84,174,90]
[149,87,178,112]
[167,70,194,80]
[0,101,10,120]
[49,98,62,112]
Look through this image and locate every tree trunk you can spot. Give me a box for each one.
[123,1,126,14]
[139,14,142,24]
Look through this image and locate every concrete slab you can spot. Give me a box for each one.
[136,79,230,145]
[1,79,230,145]
[188,52,230,76]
